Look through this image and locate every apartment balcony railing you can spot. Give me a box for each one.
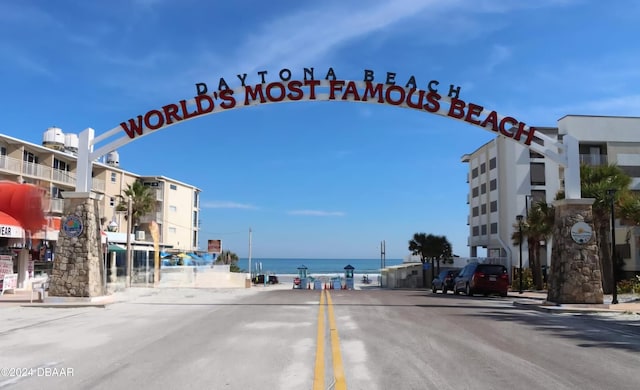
[22,160,53,180]
[92,178,105,192]
[0,155,22,172]
[49,198,65,213]
[0,155,79,187]
[579,154,608,166]
[52,168,76,186]
[155,188,163,201]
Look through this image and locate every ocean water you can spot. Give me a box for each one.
[239,258,404,275]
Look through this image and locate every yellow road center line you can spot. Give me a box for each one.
[326,290,347,390]
[313,289,326,390]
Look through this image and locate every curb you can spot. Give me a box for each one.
[512,301,637,314]
[20,303,110,309]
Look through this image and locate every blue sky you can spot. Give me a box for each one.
[2,0,640,259]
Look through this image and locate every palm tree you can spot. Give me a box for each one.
[215,250,242,272]
[116,180,156,233]
[580,164,631,293]
[526,201,555,289]
[408,233,452,287]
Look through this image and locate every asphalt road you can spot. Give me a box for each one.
[1,288,639,390]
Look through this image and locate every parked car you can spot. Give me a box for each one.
[454,263,509,297]
[253,274,279,284]
[431,269,459,294]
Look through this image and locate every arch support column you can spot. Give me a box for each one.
[547,198,603,304]
[50,192,105,297]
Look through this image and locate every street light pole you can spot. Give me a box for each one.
[516,214,524,294]
[607,189,618,305]
[248,227,252,282]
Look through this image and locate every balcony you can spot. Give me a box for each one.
[155,188,163,201]
[49,198,65,213]
[52,168,76,186]
[579,154,608,166]
[92,178,105,192]
[0,155,22,173]
[22,161,52,180]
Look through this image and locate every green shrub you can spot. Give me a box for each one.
[617,277,640,294]
[511,268,534,291]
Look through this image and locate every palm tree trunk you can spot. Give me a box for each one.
[531,242,543,290]
[598,222,613,294]
[527,238,541,289]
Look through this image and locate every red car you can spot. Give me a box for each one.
[454,263,509,297]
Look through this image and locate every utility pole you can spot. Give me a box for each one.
[248,227,252,281]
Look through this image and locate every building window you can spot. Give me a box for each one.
[472,207,479,217]
[489,157,496,170]
[168,227,177,234]
[480,163,486,174]
[109,197,115,207]
[23,151,38,163]
[170,184,177,190]
[490,201,497,212]
[472,226,479,236]
[169,205,177,213]
[480,183,486,194]
[481,225,487,235]
[531,190,546,204]
[530,163,546,185]
[490,223,498,234]
[472,187,479,197]
[193,211,198,228]
[489,179,497,191]
[110,172,117,183]
[53,158,69,171]
[472,167,479,178]
[481,204,487,214]
[192,231,198,249]
[194,192,199,208]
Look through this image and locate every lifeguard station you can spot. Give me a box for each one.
[293,264,308,289]
[344,264,354,290]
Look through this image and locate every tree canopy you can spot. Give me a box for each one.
[116,180,156,232]
[408,233,452,287]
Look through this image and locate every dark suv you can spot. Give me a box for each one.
[432,269,459,294]
[454,263,508,297]
[253,274,279,284]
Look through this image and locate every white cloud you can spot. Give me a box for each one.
[202,201,258,210]
[287,210,345,217]
[485,44,512,73]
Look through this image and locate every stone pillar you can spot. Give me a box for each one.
[49,192,105,297]
[547,198,603,304]
[17,248,29,288]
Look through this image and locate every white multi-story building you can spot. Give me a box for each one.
[0,129,201,274]
[462,115,640,277]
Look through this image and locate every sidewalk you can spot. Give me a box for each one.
[510,290,640,315]
[0,289,114,308]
